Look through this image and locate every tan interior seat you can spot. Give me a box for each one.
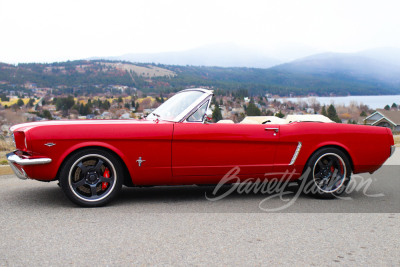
[216,120,235,124]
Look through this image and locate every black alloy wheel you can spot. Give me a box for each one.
[59,149,123,207]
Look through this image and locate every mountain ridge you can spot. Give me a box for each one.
[1,47,400,97]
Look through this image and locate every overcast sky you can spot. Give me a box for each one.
[1,0,400,63]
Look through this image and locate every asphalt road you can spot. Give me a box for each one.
[0,150,399,266]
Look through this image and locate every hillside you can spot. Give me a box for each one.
[1,58,400,97]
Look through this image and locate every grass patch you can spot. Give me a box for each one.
[0,152,10,165]
[394,135,400,146]
[0,138,14,151]
[0,165,13,175]
[0,137,14,165]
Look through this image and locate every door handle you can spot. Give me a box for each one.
[265,128,279,133]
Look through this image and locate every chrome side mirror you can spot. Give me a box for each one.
[204,109,213,123]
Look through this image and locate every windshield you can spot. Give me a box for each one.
[147,90,206,121]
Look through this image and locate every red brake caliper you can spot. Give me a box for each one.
[102,168,110,190]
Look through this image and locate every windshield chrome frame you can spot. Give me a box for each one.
[149,88,213,123]
[180,95,212,123]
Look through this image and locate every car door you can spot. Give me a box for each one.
[172,122,279,184]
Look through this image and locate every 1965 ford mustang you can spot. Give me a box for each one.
[7,88,395,206]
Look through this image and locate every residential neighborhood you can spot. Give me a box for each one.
[1,85,400,137]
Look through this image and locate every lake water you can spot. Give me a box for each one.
[277,95,400,109]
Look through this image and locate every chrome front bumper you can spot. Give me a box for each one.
[7,152,52,180]
[390,145,396,157]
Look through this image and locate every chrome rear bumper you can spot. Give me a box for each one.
[7,152,52,180]
[390,145,396,157]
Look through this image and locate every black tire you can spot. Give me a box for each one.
[303,147,351,199]
[59,148,123,207]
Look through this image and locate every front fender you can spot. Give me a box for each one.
[54,141,134,181]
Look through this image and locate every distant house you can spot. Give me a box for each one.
[364,109,400,133]
[143,108,155,115]
[306,108,315,114]
[101,112,112,119]
[119,113,131,119]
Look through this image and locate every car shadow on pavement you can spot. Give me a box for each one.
[117,184,301,202]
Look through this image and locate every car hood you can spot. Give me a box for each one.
[10,119,164,132]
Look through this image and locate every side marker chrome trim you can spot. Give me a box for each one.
[289,142,302,166]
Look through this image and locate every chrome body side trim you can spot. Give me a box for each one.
[289,142,302,166]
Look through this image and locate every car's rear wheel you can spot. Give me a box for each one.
[59,149,123,207]
[304,147,351,199]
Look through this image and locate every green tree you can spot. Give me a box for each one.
[321,105,328,116]
[265,109,273,116]
[101,100,110,110]
[246,101,261,116]
[27,98,35,107]
[79,103,85,115]
[275,111,284,118]
[0,93,9,101]
[17,98,24,107]
[78,103,91,115]
[56,95,75,111]
[327,104,341,123]
[384,105,390,110]
[392,103,398,109]
[360,111,367,117]
[212,103,223,122]
[41,110,52,120]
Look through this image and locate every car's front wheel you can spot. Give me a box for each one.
[304,147,351,199]
[59,149,123,207]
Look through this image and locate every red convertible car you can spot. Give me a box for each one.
[7,89,395,206]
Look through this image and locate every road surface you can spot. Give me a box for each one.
[0,150,399,266]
